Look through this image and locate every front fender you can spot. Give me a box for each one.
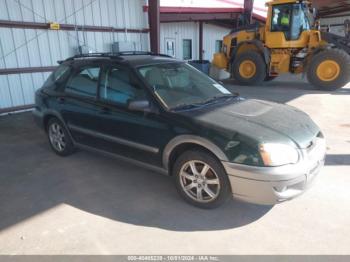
[162,135,229,169]
[231,40,270,66]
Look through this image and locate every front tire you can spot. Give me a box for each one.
[47,118,75,156]
[232,51,267,85]
[173,150,231,209]
[307,49,350,90]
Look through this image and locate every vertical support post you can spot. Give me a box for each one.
[235,15,240,28]
[244,0,254,25]
[199,21,203,60]
[148,0,160,53]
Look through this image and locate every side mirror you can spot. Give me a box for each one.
[128,99,154,113]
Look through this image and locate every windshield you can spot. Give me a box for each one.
[303,3,314,28]
[290,3,311,40]
[271,3,311,40]
[138,63,234,110]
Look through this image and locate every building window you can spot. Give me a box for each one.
[183,39,192,60]
[215,40,223,53]
[165,38,175,57]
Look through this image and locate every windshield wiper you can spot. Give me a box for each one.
[198,94,237,106]
[170,94,238,111]
[170,103,203,111]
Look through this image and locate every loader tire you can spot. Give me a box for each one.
[307,49,350,91]
[232,51,266,86]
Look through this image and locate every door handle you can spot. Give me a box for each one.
[99,107,110,115]
[57,97,65,104]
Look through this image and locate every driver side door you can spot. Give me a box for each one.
[91,64,172,167]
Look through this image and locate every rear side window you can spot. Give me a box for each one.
[65,66,100,98]
[42,64,71,89]
[53,64,71,82]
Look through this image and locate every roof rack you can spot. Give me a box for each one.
[58,51,172,64]
[116,51,172,58]
[60,52,121,63]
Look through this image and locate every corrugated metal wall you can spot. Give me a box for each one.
[320,16,349,37]
[160,22,199,60]
[0,0,149,111]
[202,23,229,61]
[160,22,229,61]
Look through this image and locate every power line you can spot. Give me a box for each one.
[59,0,98,23]
[65,31,98,53]
[0,0,98,62]
[13,0,48,22]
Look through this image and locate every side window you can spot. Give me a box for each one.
[215,40,223,53]
[271,4,291,32]
[290,4,310,40]
[42,64,71,89]
[65,66,100,98]
[53,64,71,82]
[100,67,146,105]
[182,39,192,60]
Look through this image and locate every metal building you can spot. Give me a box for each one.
[0,0,149,113]
[160,22,230,61]
[316,0,350,37]
[150,0,266,61]
[6,0,344,113]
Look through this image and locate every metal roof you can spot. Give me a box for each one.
[157,0,244,13]
[143,0,266,23]
[144,0,350,24]
[313,0,350,18]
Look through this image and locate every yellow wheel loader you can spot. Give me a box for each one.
[212,0,350,90]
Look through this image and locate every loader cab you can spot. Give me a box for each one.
[265,1,312,48]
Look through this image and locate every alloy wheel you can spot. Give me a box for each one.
[48,123,66,152]
[179,160,221,203]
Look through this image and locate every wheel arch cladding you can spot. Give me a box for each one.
[162,135,229,173]
[43,111,75,143]
[43,114,57,131]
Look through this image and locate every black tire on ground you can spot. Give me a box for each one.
[172,149,231,209]
[46,117,75,156]
[307,48,350,91]
[232,51,267,85]
[264,75,277,81]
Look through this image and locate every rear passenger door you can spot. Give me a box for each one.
[59,62,103,145]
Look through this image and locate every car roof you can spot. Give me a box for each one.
[120,55,181,67]
[60,52,182,68]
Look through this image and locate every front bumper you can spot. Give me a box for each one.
[222,147,325,205]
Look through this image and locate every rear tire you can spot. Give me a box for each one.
[46,118,75,156]
[232,51,267,85]
[172,150,231,209]
[307,49,350,91]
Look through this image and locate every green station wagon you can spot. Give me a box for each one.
[33,52,326,208]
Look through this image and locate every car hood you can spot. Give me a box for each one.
[179,99,320,148]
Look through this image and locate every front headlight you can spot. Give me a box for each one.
[259,143,299,167]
